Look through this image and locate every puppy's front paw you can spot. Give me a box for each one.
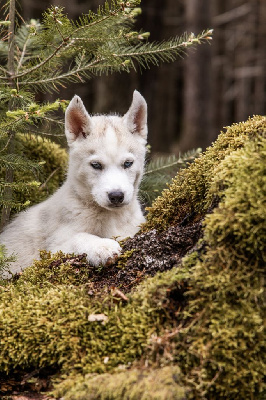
[88,238,121,267]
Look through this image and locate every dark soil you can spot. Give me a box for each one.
[92,220,203,293]
[0,367,54,399]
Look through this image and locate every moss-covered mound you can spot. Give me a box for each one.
[144,115,265,231]
[0,116,265,399]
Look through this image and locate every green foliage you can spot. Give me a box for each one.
[140,148,202,206]
[0,1,212,93]
[0,133,67,214]
[0,98,67,220]
[2,5,211,92]
[12,134,68,206]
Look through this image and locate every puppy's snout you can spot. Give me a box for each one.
[108,191,124,205]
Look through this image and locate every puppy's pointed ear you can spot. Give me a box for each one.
[65,95,91,144]
[123,90,147,140]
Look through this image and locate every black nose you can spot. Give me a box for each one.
[108,191,124,205]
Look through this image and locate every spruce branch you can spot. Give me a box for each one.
[10,1,137,81]
[140,149,202,206]
[144,150,202,176]
[0,154,42,173]
[19,30,212,91]
[13,40,67,80]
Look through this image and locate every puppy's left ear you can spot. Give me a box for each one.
[123,90,147,140]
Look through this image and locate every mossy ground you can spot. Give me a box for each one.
[0,116,265,399]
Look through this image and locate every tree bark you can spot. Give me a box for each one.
[179,0,213,151]
[0,0,16,230]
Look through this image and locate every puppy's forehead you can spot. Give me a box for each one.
[91,115,124,136]
[90,116,134,149]
[77,115,141,159]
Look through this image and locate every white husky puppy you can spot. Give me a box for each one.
[0,90,148,276]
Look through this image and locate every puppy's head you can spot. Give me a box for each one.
[65,91,148,210]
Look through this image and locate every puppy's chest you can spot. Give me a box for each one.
[71,208,134,239]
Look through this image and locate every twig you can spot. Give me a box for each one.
[38,168,60,191]
[16,30,31,72]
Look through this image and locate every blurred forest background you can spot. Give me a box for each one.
[18,0,266,153]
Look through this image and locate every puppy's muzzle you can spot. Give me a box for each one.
[108,191,124,206]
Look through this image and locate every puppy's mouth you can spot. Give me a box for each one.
[107,202,126,209]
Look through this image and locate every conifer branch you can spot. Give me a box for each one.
[19,30,212,89]
[16,29,33,72]
[13,40,67,79]
[11,2,130,80]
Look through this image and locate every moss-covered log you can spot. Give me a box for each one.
[0,116,265,399]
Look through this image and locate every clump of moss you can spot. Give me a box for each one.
[15,251,94,287]
[53,366,186,400]
[144,116,266,231]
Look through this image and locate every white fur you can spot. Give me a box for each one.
[0,90,148,277]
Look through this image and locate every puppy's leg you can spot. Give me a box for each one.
[49,233,121,266]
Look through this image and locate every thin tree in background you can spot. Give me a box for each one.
[180,0,213,151]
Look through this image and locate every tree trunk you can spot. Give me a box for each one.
[0,0,16,230]
[179,0,213,151]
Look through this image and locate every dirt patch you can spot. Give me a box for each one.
[91,220,203,292]
[0,368,54,399]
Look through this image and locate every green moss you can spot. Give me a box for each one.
[116,249,135,269]
[7,134,68,208]
[53,367,186,400]
[144,115,266,231]
[159,135,265,399]
[15,251,93,287]
[0,266,185,375]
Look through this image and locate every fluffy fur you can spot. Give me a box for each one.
[0,90,148,277]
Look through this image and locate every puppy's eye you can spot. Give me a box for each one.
[90,162,103,170]
[124,160,134,169]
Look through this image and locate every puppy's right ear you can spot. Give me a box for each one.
[123,90,147,140]
[65,95,91,144]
